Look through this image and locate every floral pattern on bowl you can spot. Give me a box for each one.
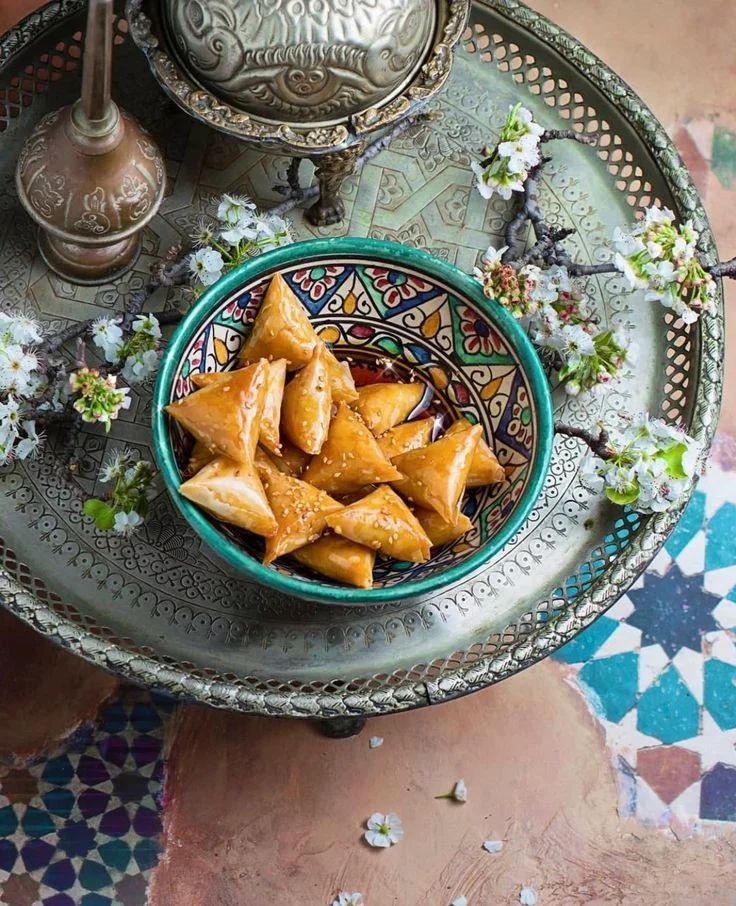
[154,239,553,604]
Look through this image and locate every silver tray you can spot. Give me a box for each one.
[0,0,723,717]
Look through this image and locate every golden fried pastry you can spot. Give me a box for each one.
[302,403,402,495]
[191,359,287,455]
[293,534,376,589]
[353,381,425,436]
[165,360,268,463]
[190,371,223,389]
[415,508,474,546]
[322,347,358,403]
[255,456,343,564]
[377,417,434,460]
[280,346,332,455]
[266,440,311,477]
[391,423,481,522]
[179,455,277,536]
[446,418,505,486]
[187,440,216,475]
[326,485,431,563]
[238,272,318,369]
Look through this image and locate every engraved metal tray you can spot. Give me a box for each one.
[0,0,723,717]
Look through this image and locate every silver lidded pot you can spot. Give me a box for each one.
[127,0,470,224]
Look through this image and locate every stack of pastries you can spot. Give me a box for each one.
[165,273,506,588]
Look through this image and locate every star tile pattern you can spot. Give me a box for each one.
[0,690,172,904]
[555,448,736,827]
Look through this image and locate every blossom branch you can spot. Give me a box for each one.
[706,256,736,279]
[270,111,441,217]
[540,129,598,146]
[555,422,611,458]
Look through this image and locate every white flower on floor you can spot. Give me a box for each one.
[482,840,503,854]
[452,779,467,802]
[122,347,160,385]
[368,736,383,749]
[519,887,537,906]
[364,812,403,848]
[332,892,363,906]
[113,509,143,536]
[451,897,468,906]
[189,247,225,286]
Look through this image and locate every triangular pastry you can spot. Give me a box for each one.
[165,360,268,463]
[179,455,277,537]
[265,440,311,477]
[191,359,287,455]
[237,273,357,403]
[238,272,318,369]
[255,453,342,563]
[353,381,425,436]
[446,418,505,486]
[377,417,434,460]
[391,423,481,522]
[415,508,474,546]
[280,345,332,454]
[322,347,358,403]
[326,485,431,563]
[187,440,216,475]
[293,534,376,589]
[302,403,402,495]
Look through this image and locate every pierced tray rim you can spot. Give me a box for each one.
[0,0,724,718]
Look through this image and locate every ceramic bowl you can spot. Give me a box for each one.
[153,237,553,604]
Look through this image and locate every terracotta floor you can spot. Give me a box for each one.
[1,1,736,904]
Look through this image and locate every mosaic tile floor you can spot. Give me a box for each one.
[555,436,736,827]
[0,691,170,905]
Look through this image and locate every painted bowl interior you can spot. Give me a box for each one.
[153,239,553,603]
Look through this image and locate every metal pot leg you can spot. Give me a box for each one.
[307,143,365,227]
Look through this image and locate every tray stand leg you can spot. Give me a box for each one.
[306,143,365,227]
[314,716,367,738]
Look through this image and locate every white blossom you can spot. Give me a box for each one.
[113,509,143,536]
[364,812,403,848]
[2,313,43,345]
[451,897,468,906]
[91,317,124,363]
[579,413,698,514]
[332,893,363,906]
[132,314,162,340]
[369,736,384,749]
[451,779,467,802]
[482,840,504,854]
[122,348,159,385]
[498,133,541,174]
[520,887,537,906]
[189,248,225,286]
[99,450,129,483]
[15,420,42,460]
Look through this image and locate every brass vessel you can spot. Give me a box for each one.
[127,0,469,225]
[16,0,166,285]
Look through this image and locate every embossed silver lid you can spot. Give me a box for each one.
[164,0,438,127]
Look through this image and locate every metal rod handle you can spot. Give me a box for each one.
[81,0,113,123]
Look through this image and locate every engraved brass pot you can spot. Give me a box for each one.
[15,0,165,285]
[126,0,469,224]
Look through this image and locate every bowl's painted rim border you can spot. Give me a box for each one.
[152,236,554,605]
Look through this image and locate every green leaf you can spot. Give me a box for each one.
[83,499,107,518]
[657,442,688,480]
[83,498,115,531]
[605,486,640,506]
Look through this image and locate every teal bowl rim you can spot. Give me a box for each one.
[152,237,554,605]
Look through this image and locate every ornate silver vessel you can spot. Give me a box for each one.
[126,0,470,224]
[165,0,438,126]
